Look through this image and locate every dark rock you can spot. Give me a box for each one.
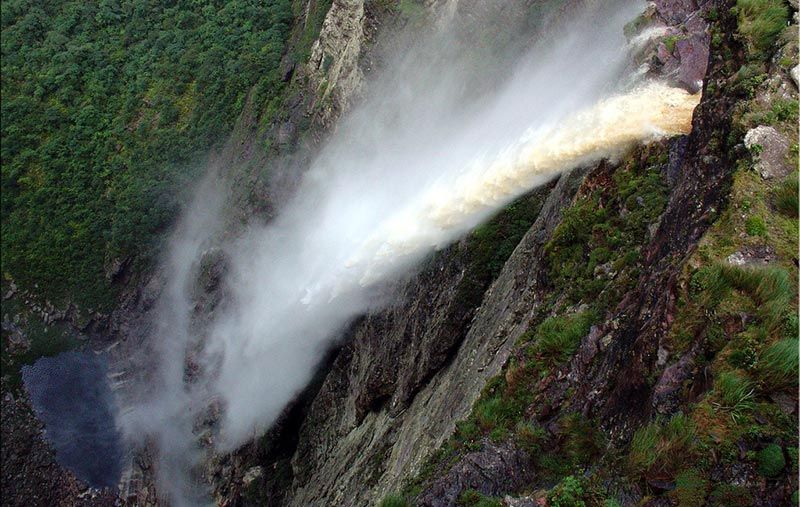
[416,442,534,507]
[652,350,697,414]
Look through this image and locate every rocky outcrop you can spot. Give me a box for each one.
[744,125,793,179]
[306,0,366,128]
[633,0,711,93]
[417,442,534,507]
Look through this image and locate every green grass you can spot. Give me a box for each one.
[628,413,696,479]
[735,0,790,59]
[713,371,756,423]
[756,443,786,477]
[379,494,409,507]
[757,338,799,390]
[721,265,793,331]
[672,469,709,507]
[525,311,595,366]
[773,173,799,218]
[695,264,794,333]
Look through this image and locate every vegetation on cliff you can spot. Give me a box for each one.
[384,2,799,505]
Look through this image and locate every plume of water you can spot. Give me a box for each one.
[119,2,701,503]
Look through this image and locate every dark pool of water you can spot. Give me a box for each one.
[22,350,124,489]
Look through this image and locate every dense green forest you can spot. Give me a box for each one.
[1,0,294,309]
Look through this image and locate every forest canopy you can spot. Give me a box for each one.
[1,0,293,308]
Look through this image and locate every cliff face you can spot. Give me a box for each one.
[239,1,798,506]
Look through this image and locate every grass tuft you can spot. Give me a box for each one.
[773,173,799,218]
[757,338,799,390]
[628,413,696,478]
[735,0,790,59]
[529,311,595,366]
[457,489,503,507]
[713,371,756,422]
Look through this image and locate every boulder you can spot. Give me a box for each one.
[744,126,793,179]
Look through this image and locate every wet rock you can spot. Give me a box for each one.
[3,280,18,300]
[648,1,710,92]
[646,478,676,492]
[744,126,792,179]
[104,257,128,282]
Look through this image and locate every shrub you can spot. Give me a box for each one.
[732,63,768,96]
[735,0,790,59]
[745,215,767,236]
[672,469,709,507]
[756,444,786,477]
[379,494,408,507]
[548,476,586,507]
[758,338,799,390]
[713,371,756,422]
[770,99,799,124]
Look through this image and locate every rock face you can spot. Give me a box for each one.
[744,125,793,179]
[416,442,534,507]
[286,171,582,506]
[306,0,366,128]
